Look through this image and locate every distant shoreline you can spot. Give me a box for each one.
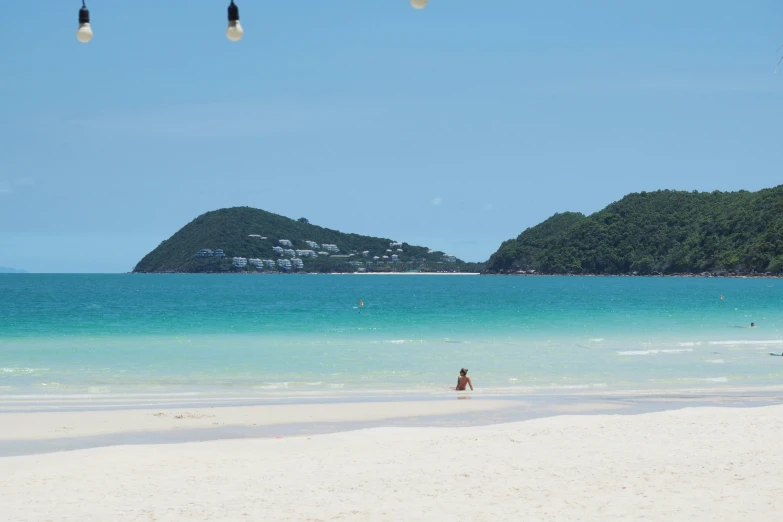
[128,271,779,278]
[484,272,782,279]
[353,272,480,276]
[130,271,482,276]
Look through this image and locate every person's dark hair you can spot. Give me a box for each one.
[460,368,468,375]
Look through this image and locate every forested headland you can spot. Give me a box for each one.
[485,186,783,276]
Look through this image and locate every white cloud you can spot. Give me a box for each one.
[430,197,443,206]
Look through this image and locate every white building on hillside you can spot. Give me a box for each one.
[263,260,277,268]
[279,239,293,247]
[292,258,304,270]
[272,246,284,255]
[283,249,296,257]
[443,254,457,263]
[318,251,329,257]
[233,257,248,268]
[362,251,370,257]
[322,244,340,253]
[390,242,403,248]
[296,250,318,258]
[248,258,263,267]
[305,241,319,249]
[278,259,291,270]
[391,255,399,262]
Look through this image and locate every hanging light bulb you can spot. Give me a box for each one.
[410,0,428,9]
[76,1,93,43]
[226,1,244,42]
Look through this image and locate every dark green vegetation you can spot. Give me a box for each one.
[486,186,783,275]
[133,207,481,273]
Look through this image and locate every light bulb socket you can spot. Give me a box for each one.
[79,6,90,25]
[228,1,240,22]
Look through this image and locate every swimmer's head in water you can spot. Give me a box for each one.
[460,368,468,376]
[751,322,755,327]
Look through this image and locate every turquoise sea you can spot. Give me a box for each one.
[2,274,783,401]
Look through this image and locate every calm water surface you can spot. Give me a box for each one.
[2,274,782,400]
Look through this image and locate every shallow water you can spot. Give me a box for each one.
[1,274,782,399]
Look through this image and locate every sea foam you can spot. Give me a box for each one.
[708,340,783,346]
[617,348,693,356]
[1,368,49,375]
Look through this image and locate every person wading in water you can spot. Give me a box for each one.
[455,368,473,391]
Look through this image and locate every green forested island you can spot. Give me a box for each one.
[133,207,481,274]
[486,186,783,275]
[135,187,783,276]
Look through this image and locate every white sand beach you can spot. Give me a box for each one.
[2,403,782,521]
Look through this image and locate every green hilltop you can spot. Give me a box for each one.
[133,207,479,273]
[486,186,783,275]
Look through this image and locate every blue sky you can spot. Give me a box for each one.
[1,0,782,273]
